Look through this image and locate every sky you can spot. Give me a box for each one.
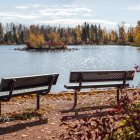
[0,0,140,28]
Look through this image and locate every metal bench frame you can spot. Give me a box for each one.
[0,73,59,115]
[64,70,134,109]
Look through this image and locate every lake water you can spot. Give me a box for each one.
[0,45,140,92]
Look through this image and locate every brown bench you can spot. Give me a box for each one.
[64,70,134,109]
[0,73,59,115]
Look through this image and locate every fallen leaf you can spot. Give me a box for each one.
[12,132,17,136]
[22,134,28,137]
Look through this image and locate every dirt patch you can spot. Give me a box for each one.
[0,88,139,140]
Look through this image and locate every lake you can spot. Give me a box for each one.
[0,45,140,92]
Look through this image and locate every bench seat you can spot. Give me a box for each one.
[64,81,129,89]
[0,86,49,99]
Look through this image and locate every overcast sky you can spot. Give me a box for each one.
[0,0,140,28]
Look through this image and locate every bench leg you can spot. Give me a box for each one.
[72,91,77,109]
[0,101,1,116]
[117,88,119,104]
[37,94,40,110]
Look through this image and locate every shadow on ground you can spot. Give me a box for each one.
[0,119,48,135]
[61,105,113,122]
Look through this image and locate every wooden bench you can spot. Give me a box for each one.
[64,70,134,109]
[0,73,59,115]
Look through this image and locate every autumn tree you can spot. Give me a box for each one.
[0,21,140,47]
[48,32,60,43]
[134,21,140,46]
[75,25,82,44]
[26,32,45,48]
[110,30,118,43]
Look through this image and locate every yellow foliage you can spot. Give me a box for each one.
[27,32,45,48]
[75,25,82,40]
[134,21,140,46]
[48,32,60,43]
[110,30,118,42]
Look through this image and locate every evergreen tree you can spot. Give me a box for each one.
[118,23,126,45]
[0,23,4,43]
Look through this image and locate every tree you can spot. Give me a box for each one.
[110,30,118,43]
[0,21,140,47]
[26,32,45,48]
[0,23,4,43]
[134,21,140,46]
[81,22,87,43]
[12,24,18,43]
[118,23,126,45]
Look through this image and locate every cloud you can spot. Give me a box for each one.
[0,3,130,28]
[39,10,77,16]
[83,13,92,17]
[1,17,16,20]
[0,4,94,23]
[15,6,28,9]
[36,19,118,26]
[38,7,93,17]
[126,5,140,10]
[0,12,38,19]
[36,18,131,29]
[32,4,41,8]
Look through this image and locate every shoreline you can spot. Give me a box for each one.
[0,43,139,47]
[2,87,140,100]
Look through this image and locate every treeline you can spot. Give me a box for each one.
[0,21,140,47]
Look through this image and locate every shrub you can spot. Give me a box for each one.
[60,91,140,140]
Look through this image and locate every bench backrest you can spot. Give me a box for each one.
[0,73,59,92]
[69,70,134,83]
